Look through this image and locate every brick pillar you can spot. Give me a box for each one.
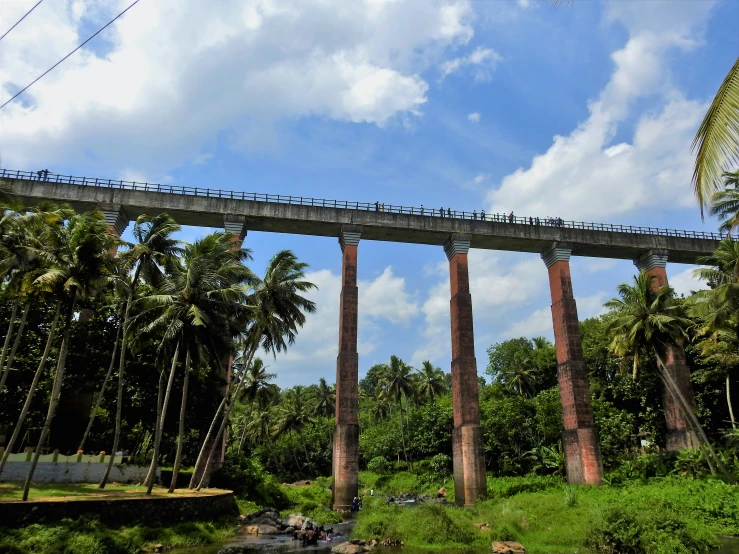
[332,226,361,512]
[634,250,699,450]
[445,234,486,507]
[100,205,129,248]
[542,244,603,485]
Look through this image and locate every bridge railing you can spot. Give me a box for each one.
[2,168,728,242]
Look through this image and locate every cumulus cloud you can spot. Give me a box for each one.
[412,251,546,366]
[669,266,708,297]
[467,112,481,122]
[440,46,502,82]
[0,0,476,172]
[486,4,715,222]
[264,265,419,387]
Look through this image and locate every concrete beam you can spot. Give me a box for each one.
[8,177,718,264]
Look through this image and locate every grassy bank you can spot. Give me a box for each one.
[352,474,739,554]
[0,515,237,554]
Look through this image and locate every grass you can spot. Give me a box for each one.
[0,516,237,554]
[351,475,739,554]
[0,482,227,502]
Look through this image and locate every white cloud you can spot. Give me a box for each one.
[516,0,531,8]
[581,259,617,273]
[669,266,708,297]
[413,251,546,366]
[486,5,715,222]
[0,0,476,172]
[467,111,481,123]
[505,308,552,339]
[264,265,419,386]
[440,46,502,82]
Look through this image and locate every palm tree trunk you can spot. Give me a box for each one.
[98,323,129,489]
[145,340,180,495]
[22,295,76,501]
[79,324,121,453]
[144,368,167,487]
[0,302,61,478]
[727,373,736,429]
[238,420,249,454]
[656,356,734,482]
[398,400,407,464]
[196,379,247,490]
[169,350,191,493]
[0,299,20,386]
[0,302,30,396]
[189,344,256,489]
[289,429,303,474]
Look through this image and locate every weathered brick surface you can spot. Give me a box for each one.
[546,254,603,485]
[447,239,486,506]
[332,235,360,511]
[643,265,699,450]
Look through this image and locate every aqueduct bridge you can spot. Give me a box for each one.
[2,169,723,508]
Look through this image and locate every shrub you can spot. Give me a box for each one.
[366,456,390,473]
[585,500,718,554]
[429,454,452,478]
[563,485,579,508]
[486,475,563,498]
[209,454,290,509]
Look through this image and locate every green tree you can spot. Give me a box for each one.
[379,355,414,464]
[415,360,445,403]
[692,56,739,213]
[605,272,729,479]
[136,232,252,493]
[99,213,182,489]
[313,377,335,417]
[708,171,739,236]
[21,211,119,500]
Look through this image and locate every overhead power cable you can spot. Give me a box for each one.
[0,0,142,111]
[0,0,45,44]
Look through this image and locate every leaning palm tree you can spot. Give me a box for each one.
[21,211,119,500]
[99,214,183,489]
[692,56,739,214]
[415,361,445,403]
[191,249,316,489]
[694,327,738,429]
[605,272,732,480]
[135,232,253,494]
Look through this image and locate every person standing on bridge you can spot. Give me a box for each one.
[439,207,444,217]
[529,217,533,225]
[447,208,451,217]
[473,210,477,220]
[375,201,379,211]
[535,217,540,225]
[420,205,424,215]
[508,211,514,223]
[481,209,486,220]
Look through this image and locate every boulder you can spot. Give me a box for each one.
[438,487,447,497]
[244,525,260,535]
[263,511,280,521]
[475,522,491,531]
[287,514,306,528]
[284,526,295,534]
[257,525,280,535]
[331,544,373,554]
[492,541,526,554]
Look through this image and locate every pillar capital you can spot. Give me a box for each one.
[339,226,362,252]
[223,216,247,240]
[541,243,572,268]
[444,233,471,261]
[634,249,668,272]
[98,204,128,236]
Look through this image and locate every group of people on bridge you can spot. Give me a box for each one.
[374,201,565,227]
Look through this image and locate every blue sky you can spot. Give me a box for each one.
[1,0,737,387]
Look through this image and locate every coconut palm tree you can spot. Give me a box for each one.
[707,171,739,236]
[99,213,183,489]
[379,355,414,463]
[275,387,312,472]
[692,56,739,214]
[21,211,119,500]
[415,361,445,403]
[313,377,336,417]
[605,272,732,480]
[191,249,316,489]
[135,231,253,494]
[500,351,539,397]
[241,358,278,409]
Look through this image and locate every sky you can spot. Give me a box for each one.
[1,0,738,388]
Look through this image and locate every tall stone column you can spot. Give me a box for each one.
[445,234,486,507]
[332,226,361,511]
[634,250,699,450]
[542,243,603,485]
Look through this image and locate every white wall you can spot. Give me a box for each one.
[1,462,157,483]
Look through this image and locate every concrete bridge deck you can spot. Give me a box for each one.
[1,169,724,263]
